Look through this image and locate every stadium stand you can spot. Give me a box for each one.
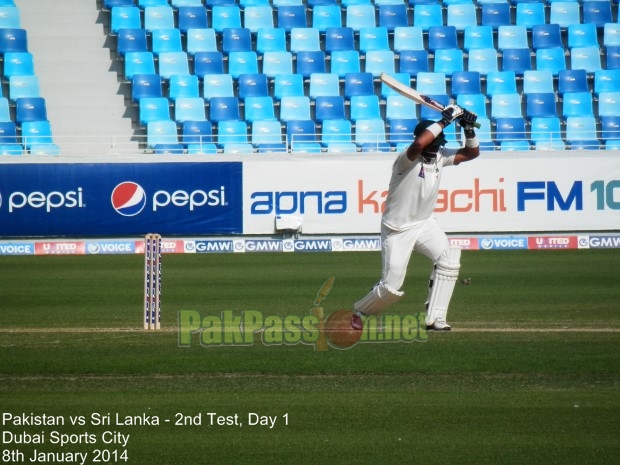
[4,0,620,155]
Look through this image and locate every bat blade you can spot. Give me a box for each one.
[380,73,481,128]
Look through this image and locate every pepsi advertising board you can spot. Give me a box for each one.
[0,162,242,237]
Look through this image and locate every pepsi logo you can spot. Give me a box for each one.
[111,182,147,217]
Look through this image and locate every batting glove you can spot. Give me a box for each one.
[440,104,465,126]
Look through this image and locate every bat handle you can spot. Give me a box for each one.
[461,109,481,129]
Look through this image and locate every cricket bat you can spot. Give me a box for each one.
[380,73,481,128]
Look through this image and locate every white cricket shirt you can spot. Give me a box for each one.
[382,148,458,231]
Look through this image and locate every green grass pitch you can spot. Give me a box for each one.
[1,249,619,465]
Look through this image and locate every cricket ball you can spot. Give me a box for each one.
[325,310,363,348]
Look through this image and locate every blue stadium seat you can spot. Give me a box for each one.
[530,117,563,145]
[279,96,312,122]
[227,51,259,79]
[570,46,602,74]
[597,92,620,117]
[346,5,376,31]
[244,96,276,122]
[296,51,327,78]
[8,75,39,102]
[399,50,429,76]
[278,5,307,32]
[526,93,557,118]
[451,71,482,96]
[582,1,612,29]
[143,6,175,32]
[393,27,424,52]
[463,26,494,52]
[151,28,183,55]
[365,50,395,76]
[110,7,141,34]
[222,28,253,53]
[481,2,510,30]
[262,51,293,79]
[594,69,620,95]
[413,4,442,31]
[468,48,498,75]
[557,69,589,95]
[309,73,340,98]
[380,72,410,99]
[600,115,620,142]
[567,23,599,49]
[290,28,321,52]
[327,142,357,152]
[124,51,155,81]
[273,74,304,100]
[203,73,234,100]
[177,6,208,33]
[238,73,269,99]
[428,26,458,52]
[315,96,346,122]
[21,121,55,151]
[385,95,416,121]
[104,0,135,9]
[562,92,594,117]
[515,2,545,30]
[211,5,242,32]
[522,70,554,94]
[456,93,487,118]
[174,97,206,122]
[138,97,170,125]
[486,71,517,96]
[321,119,353,146]
[502,48,532,75]
[325,27,356,52]
[256,28,287,54]
[497,26,528,52]
[15,97,47,123]
[434,48,464,75]
[169,74,199,101]
[532,24,563,50]
[3,52,34,77]
[355,119,387,147]
[286,120,318,145]
[146,120,179,148]
[565,116,599,149]
[157,51,189,80]
[350,94,381,121]
[138,0,168,7]
[223,143,254,154]
[344,72,374,99]
[388,118,417,146]
[535,47,566,76]
[549,1,580,28]
[217,120,248,146]
[0,98,10,122]
[606,45,620,70]
[209,96,241,122]
[243,5,274,34]
[359,27,390,53]
[181,120,213,146]
[378,4,409,32]
[330,50,361,77]
[117,29,148,56]
[313,5,342,32]
[491,93,522,118]
[153,143,185,155]
[0,121,19,146]
[186,28,218,55]
[193,51,224,77]
[251,120,283,146]
[131,74,163,103]
[603,23,620,47]
[494,117,527,142]
[446,3,477,32]
[257,143,287,154]
[416,72,446,95]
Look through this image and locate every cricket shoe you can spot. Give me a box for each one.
[426,318,451,331]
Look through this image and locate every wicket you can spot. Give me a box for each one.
[144,233,162,330]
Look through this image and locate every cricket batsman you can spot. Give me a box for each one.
[354,105,480,331]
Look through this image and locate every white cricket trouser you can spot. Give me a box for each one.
[380,217,449,291]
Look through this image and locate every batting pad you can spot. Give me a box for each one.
[354,282,404,316]
[426,247,461,325]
